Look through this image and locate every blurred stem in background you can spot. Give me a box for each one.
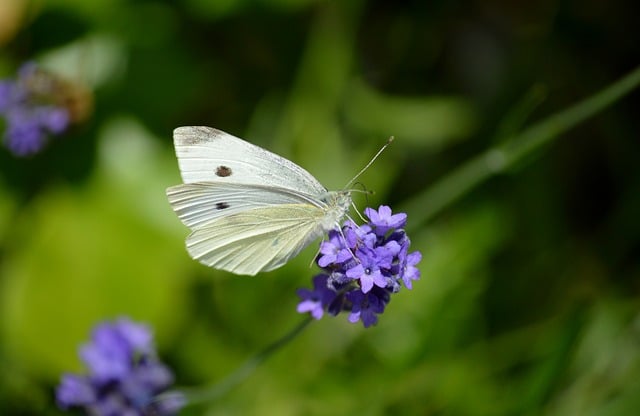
[162,317,313,409]
[400,65,640,230]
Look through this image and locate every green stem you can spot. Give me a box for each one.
[399,65,640,230]
[162,317,313,407]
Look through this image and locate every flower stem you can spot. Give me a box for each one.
[163,317,313,408]
[399,65,640,230]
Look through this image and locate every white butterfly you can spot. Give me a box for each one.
[167,126,354,276]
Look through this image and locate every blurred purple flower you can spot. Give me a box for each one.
[0,63,70,156]
[296,205,422,327]
[56,318,184,416]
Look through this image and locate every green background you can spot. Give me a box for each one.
[1,0,639,415]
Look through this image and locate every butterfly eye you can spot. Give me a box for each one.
[215,166,232,177]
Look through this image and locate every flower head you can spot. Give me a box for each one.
[296,205,422,327]
[0,63,73,156]
[56,318,183,415]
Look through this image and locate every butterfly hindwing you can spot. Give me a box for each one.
[185,204,328,275]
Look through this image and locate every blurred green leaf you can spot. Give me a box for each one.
[39,33,127,89]
[344,78,477,147]
[0,117,192,379]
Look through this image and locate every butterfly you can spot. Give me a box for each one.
[166,126,355,276]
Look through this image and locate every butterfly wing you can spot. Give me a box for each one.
[173,126,327,195]
[185,203,329,276]
[168,126,351,275]
[167,182,320,229]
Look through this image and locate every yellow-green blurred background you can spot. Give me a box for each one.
[1,0,639,415]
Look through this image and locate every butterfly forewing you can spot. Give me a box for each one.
[173,126,327,195]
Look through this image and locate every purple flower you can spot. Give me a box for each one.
[79,319,153,383]
[39,106,69,133]
[296,274,337,319]
[344,221,376,249]
[346,288,390,328]
[0,63,71,156]
[296,205,421,327]
[399,250,422,290]
[317,232,352,267]
[56,318,183,415]
[365,205,407,235]
[56,375,96,407]
[346,248,390,293]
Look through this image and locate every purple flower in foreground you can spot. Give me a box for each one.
[0,63,71,156]
[56,318,184,416]
[317,233,352,267]
[399,249,422,290]
[365,205,407,235]
[346,248,390,293]
[347,288,390,328]
[297,205,422,327]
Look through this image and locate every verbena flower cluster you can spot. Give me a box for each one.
[297,205,421,327]
[56,318,184,416]
[0,63,70,156]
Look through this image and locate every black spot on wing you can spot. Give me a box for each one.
[216,165,232,177]
[216,202,230,210]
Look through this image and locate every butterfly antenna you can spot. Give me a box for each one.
[343,136,394,190]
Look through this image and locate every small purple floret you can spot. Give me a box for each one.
[347,289,388,328]
[399,250,422,290]
[365,205,407,235]
[346,248,389,293]
[296,274,338,319]
[318,233,352,267]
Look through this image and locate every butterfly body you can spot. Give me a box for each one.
[167,126,351,276]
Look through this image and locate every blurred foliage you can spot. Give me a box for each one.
[1,0,639,415]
